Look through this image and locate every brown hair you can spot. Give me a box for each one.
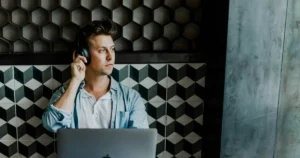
[76,19,118,48]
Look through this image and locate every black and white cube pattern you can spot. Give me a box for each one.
[0,103,15,124]
[166,101,203,136]
[33,66,52,84]
[36,135,55,157]
[0,108,18,157]
[16,98,36,122]
[130,64,167,102]
[156,135,165,158]
[0,66,14,104]
[0,63,205,157]
[52,65,71,85]
[1,80,15,104]
[24,79,44,102]
[16,98,54,142]
[165,64,204,157]
[35,97,51,119]
[146,101,166,138]
[167,64,205,102]
[14,66,33,103]
[44,78,61,94]
[13,66,54,139]
[18,135,37,157]
[165,100,203,157]
[14,66,53,102]
[166,134,202,158]
[18,115,54,140]
[0,138,18,158]
[32,66,53,100]
[0,103,17,139]
[13,79,25,104]
[14,66,33,84]
[19,134,54,158]
[111,64,130,87]
[0,66,13,84]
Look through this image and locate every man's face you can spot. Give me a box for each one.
[87,34,115,75]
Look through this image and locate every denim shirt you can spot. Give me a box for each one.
[42,76,149,133]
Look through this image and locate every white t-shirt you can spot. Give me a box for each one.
[79,89,112,128]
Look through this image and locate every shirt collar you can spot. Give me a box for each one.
[82,88,112,99]
[79,75,118,91]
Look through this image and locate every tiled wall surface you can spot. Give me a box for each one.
[0,0,202,52]
[0,63,205,158]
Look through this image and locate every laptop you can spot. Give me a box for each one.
[56,128,157,158]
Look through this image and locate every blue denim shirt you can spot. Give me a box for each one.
[42,76,149,133]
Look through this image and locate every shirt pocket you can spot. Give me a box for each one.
[119,111,130,128]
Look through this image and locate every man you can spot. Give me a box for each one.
[42,19,149,133]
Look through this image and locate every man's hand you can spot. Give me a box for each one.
[49,52,88,113]
[71,54,87,82]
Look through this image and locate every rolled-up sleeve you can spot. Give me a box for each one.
[128,92,149,129]
[42,86,73,133]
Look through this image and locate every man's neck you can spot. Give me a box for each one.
[83,75,111,94]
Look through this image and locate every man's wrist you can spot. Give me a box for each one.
[70,78,82,86]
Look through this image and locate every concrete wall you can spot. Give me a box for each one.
[221,0,287,157]
[275,0,300,157]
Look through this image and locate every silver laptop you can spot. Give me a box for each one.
[56,128,157,158]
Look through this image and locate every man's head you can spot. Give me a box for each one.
[75,19,117,76]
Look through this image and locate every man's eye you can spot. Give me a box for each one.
[99,49,106,53]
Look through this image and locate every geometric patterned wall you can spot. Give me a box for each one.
[0,0,202,53]
[0,63,205,158]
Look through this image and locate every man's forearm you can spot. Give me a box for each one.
[53,78,81,112]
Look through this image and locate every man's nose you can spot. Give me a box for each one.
[106,50,113,60]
